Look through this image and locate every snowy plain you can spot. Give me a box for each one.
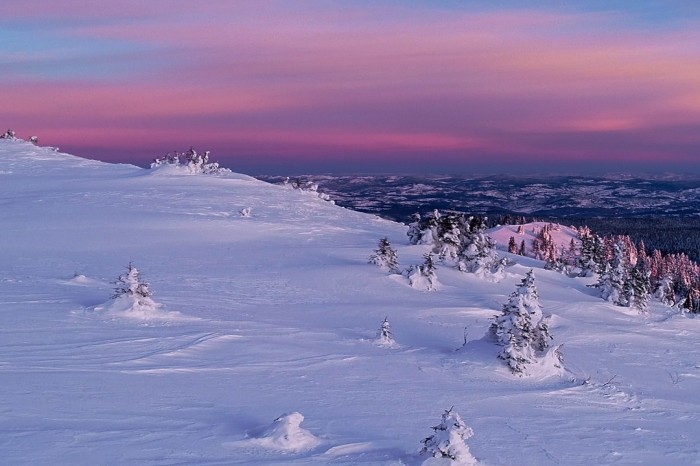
[1,139,699,465]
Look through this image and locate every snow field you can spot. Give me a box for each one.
[1,139,700,464]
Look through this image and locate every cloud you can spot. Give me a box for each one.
[2,2,700,171]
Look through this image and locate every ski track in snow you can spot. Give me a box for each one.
[1,140,700,465]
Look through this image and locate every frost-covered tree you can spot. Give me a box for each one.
[598,240,629,306]
[628,262,650,311]
[489,270,553,375]
[369,237,400,274]
[459,224,499,277]
[408,253,438,291]
[507,236,518,254]
[113,263,154,306]
[29,135,39,145]
[407,213,424,245]
[374,316,397,347]
[420,407,477,465]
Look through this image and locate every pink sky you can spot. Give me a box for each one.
[2,1,700,173]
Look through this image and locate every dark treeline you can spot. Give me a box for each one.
[559,217,700,263]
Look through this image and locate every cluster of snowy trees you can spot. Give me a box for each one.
[150,147,230,174]
[575,227,700,312]
[369,237,439,291]
[1,129,39,145]
[1,129,17,140]
[407,210,505,279]
[281,177,334,203]
[506,223,577,273]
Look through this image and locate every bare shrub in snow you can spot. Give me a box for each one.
[369,237,400,274]
[420,407,478,465]
[239,207,252,217]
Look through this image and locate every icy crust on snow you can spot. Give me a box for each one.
[3,138,700,465]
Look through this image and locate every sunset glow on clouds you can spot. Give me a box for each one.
[2,1,700,173]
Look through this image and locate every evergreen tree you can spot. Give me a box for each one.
[374,317,397,346]
[598,240,629,306]
[420,407,477,465]
[518,239,526,256]
[112,262,157,310]
[507,236,518,254]
[407,213,423,245]
[407,253,439,291]
[489,270,552,374]
[683,289,700,314]
[628,262,650,311]
[369,237,400,274]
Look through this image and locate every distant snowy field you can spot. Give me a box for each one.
[2,139,700,465]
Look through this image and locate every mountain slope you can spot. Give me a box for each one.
[1,139,699,465]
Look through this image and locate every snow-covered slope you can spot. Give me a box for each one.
[2,139,699,465]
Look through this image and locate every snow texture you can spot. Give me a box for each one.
[1,138,700,465]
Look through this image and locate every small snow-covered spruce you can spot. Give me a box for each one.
[489,270,554,375]
[113,262,155,307]
[369,237,400,274]
[420,407,477,465]
[239,207,252,217]
[407,253,439,291]
[374,316,397,347]
[507,236,518,254]
[29,135,39,145]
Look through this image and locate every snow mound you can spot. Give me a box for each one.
[522,344,565,379]
[95,295,192,322]
[238,412,321,453]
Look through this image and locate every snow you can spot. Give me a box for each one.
[2,138,700,464]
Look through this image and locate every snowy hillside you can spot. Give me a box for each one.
[2,138,700,465]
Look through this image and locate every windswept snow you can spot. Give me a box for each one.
[1,138,700,465]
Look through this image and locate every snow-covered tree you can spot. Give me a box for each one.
[369,237,400,274]
[654,274,676,306]
[420,407,477,465]
[598,240,629,306]
[113,263,156,308]
[408,253,438,291]
[459,225,499,278]
[507,236,518,254]
[374,316,397,347]
[29,135,39,145]
[489,270,553,375]
[239,207,252,217]
[628,262,650,311]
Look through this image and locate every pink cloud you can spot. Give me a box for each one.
[4,3,700,170]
